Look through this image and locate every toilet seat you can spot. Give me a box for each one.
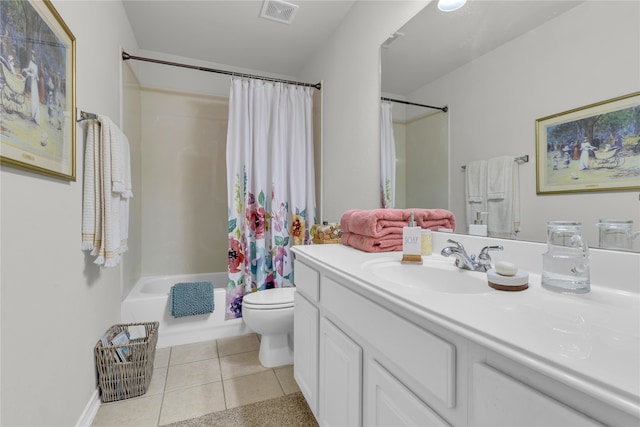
[242,287,295,310]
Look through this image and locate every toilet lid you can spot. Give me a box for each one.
[242,287,296,308]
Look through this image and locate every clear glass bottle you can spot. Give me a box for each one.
[541,221,590,294]
[421,229,432,256]
[596,219,639,251]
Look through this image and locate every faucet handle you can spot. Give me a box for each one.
[479,245,503,258]
[477,245,503,270]
[446,239,465,250]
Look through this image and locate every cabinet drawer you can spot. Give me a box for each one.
[471,363,602,426]
[293,260,319,301]
[366,359,449,427]
[323,276,456,408]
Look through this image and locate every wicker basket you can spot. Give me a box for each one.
[95,321,159,402]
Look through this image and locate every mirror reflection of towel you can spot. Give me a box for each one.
[487,156,510,200]
[487,156,520,238]
[465,160,487,228]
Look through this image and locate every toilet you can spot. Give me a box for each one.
[241,287,296,368]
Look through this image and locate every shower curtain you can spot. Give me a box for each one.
[380,102,396,208]
[226,78,316,319]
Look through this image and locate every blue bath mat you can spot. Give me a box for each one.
[170,281,214,318]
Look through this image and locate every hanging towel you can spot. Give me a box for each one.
[465,160,487,229]
[170,282,214,317]
[487,156,510,200]
[81,116,133,267]
[486,156,520,238]
[340,208,456,238]
[81,120,102,252]
[118,133,132,253]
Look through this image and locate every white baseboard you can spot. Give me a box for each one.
[75,388,100,427]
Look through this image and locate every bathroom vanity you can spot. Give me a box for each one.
[291,234,640,426]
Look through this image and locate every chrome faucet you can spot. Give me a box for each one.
[440,239,503,272]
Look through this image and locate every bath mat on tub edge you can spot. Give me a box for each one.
[170,281,214,317]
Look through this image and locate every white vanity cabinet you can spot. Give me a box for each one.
[293,257,464,426]
[291,246,639,427]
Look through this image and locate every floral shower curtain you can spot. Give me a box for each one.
[226,78,316,319]
[380,101,396,208]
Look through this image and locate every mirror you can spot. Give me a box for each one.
[381,0,640,252]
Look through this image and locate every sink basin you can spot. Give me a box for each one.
[364,257,492,294]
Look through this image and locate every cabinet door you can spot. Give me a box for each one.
[366,359,450,427]
[319,317,362,427]
[471,363,602,426]
[294,293,319,416]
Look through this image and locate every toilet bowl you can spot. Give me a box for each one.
[242,287,295,368]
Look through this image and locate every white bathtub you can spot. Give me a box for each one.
[121,272,249,348]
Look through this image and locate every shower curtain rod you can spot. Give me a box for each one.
[121,51,321,90]
[381,97,448,113]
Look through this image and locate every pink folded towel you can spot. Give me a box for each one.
[340,232,403,253]
[340,208,456,238]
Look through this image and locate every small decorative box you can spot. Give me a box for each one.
[311,223,342,244]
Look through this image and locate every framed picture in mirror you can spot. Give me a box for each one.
[536,92,640,194]
[0,0,76,180]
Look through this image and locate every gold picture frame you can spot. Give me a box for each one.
[1,0,76,180]
[536,92,640,194]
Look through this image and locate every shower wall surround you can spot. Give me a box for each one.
[140,88,229,276]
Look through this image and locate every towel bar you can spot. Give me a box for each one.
[76,108,98,122]
[461,154,529,171]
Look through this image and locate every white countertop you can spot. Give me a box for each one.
[291,242,640,418]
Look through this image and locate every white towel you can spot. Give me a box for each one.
[487,156,520,238]
[465,160,487,228]
[80,116,132,267]
[487,156,510,200]
[81,120,101,251]
[118,133,132,253]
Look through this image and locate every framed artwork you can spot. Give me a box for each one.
[536,92,640,194]
[0,0,76,180]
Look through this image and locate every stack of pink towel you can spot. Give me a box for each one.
[340,208,456,253]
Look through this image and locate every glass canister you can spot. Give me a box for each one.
[597,219,639,251]
[541,221,590,294]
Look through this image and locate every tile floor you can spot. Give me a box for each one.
[91,333,300,426]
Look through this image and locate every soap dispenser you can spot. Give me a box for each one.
[469,211,488,237]
[402,212,423,264]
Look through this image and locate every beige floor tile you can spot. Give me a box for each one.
[274,365,300,394]
[154,347,171,369]
[217,333,260,357]
[159,382,226,425]
[91,394,162,427]
[169,340,218,365]
[165,358,222,391]
[223,370,284,409]
[219,350,269,379]
[146,367,167,396]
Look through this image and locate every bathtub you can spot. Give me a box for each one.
[121,272,249,348]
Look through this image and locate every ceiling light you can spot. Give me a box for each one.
[438,0,467,12]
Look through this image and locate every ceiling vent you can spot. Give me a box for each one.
[260,0,299,25]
